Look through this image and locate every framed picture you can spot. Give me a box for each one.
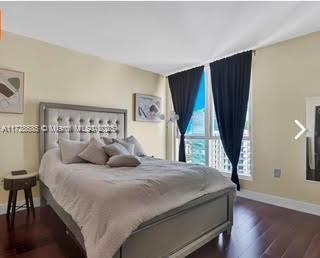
[306,96,320,182]
[134,93,162,122]
[0,68,24,114]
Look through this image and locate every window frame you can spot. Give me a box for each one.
[174,64,253,180]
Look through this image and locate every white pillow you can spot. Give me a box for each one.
[59,138,88,164]
[103,142,130,157]
[123,136,146,156]
[102,136,113,145]
[107,155,141,167]
[78,137,107,165]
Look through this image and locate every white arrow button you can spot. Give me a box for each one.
[294,120,306,140]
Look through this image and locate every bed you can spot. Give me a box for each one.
[39,102,236,258]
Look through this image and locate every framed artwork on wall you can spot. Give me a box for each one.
[134,93,162,122]
[0,68,24,114]
[305,96,320,182]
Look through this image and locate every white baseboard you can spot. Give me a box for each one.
[0,197,40,215]
[238,189,320,216]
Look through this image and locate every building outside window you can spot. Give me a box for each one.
[175,65,252,177]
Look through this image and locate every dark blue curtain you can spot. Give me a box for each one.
[168,66,204,162]
[210,51,252,190]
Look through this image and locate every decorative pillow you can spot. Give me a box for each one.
[107,155,141,167]
[103,142,130,157]
[59,138,88,164]
[78,137,107,165]
[102,136,113,145]
[123,136,146,156]
[112,139,135,154]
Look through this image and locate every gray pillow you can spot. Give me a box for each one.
[112,139,135,154]
[124,136,146,156]
[78,137,107,165]
[107,155,141,167]
[59,138,88,164]
[103,142,130,157]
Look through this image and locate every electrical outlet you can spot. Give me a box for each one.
[274,169,281,178]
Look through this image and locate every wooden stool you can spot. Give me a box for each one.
[4,172,37,222]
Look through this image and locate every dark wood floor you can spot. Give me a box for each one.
[0,197,320,258]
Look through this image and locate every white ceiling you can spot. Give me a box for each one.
[1,2,320,76]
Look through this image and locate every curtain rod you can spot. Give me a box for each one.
[166,49,257,77]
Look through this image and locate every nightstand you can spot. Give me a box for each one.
[4,172,37,222]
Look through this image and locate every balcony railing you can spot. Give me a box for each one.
[177,137,251,176]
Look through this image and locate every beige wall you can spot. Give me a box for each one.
[0,32,167,203]
[241,32,320,205]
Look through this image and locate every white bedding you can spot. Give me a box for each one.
[39,148,235,258]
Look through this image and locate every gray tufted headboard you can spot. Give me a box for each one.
[39,102,127,158]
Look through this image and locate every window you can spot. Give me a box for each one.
[175,65,252,176]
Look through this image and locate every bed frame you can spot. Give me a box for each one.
[39,102,235,258]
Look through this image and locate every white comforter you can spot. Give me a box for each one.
[39,148,235,258]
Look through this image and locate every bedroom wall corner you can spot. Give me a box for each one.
[240,31,320,206]
[166,79,175,161]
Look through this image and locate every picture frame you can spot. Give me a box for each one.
[305,96,320,182]
[134,93,162,122]
[0,68,24,114]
